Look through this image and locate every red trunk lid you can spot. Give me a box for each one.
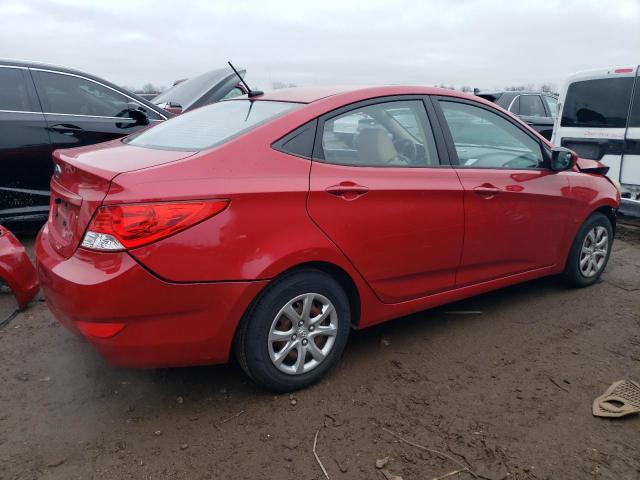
[47,140,196,258]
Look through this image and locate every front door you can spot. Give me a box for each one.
[435,98,571,286]
[31,69,157,152]
[307,98,465,304]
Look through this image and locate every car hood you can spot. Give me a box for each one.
[151,66,245,112]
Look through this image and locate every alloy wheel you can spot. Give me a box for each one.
[268,293,338,375]
[579,226,609,278]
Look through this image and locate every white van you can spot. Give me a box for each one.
[552,66,640,216]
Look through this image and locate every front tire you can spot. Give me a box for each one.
[563,212,613,287]
[235,269,350,392]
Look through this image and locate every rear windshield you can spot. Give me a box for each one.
[152,68,237,109]
[125,100,300,151]
[561,77,634,128]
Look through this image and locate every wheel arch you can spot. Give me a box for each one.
[271,261,361,329]
[593,205,617,232]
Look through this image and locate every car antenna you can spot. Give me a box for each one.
[228,61,263,98]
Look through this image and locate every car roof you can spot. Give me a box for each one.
[0,58,171,117]
[252,85,475,104]
[0,58,106,80]
[477,90,556,96]
[565,65,639,83]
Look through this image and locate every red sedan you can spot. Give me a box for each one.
[36,86,620,392]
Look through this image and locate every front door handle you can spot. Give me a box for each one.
[325,182,369,200]
[49,124,84,135]
[473,184,501,198]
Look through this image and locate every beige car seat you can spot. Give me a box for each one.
[357,128,398,165]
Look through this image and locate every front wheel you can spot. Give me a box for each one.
[234,269,350,392]
[563,212,613,287]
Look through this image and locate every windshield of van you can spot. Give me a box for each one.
[125,100,300,151]
[561,77,633,128]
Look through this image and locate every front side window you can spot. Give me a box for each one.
[320,100,439,167]
[126,100,299,151]
[440,101,544,169]
[519,95,546,117]
[561,77,634,128]
[36,71,129,117]
[0,68,32,111]
[543,95,558,117]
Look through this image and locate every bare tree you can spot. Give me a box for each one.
[539,82,558,95]
[141,83,161,94]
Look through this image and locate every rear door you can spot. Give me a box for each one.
[0,66,51,221]
[552,70,635,183]
[31,69,164,152]
[434,97,571,286]
[307,97,465,303]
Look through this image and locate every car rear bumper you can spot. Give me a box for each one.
[36,224,267,368]
[0,225,39,309]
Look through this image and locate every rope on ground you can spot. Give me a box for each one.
[0,309,19,329]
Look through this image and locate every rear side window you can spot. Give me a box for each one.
[561,78,634,128]
[320,100,440,167]
[543,95,558,117]
[274,120,317,158]
[126,100,299,151]
[629,80,640,127]
[0,68,33,111]
[519,95,546,117]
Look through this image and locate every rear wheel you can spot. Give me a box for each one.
[235,269,350,392]
[563,212,613,287]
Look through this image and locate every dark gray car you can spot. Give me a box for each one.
[476,91,558,140]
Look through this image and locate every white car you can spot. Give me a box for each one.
[552,65,640,216]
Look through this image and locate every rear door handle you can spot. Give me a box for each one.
[325,182,369,200]
[49,124,84,135]
[473,184,501,198]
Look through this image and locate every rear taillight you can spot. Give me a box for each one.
[81,200,229,251]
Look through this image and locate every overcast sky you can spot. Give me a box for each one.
[1,0,638,92]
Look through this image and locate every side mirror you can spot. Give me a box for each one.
[549,147,576,171]
[127,102,150,126]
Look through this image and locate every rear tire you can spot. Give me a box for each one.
[563,212,613,287]
[234,269,350,392]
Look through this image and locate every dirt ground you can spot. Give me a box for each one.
[1,226,639,480]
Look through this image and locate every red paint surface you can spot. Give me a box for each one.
[0,225,39,309]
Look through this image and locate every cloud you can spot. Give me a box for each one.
[0,0,638,91]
